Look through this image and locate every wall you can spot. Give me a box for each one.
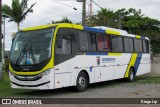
[151,55,160,75]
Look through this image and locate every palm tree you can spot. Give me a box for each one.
[97,8,118,28]
[2,0,36,31]
[86,8,118,28]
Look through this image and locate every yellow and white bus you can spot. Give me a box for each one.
[9,23,151,91]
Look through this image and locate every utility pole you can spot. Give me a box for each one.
[77,0,86,26]
[0,0,2,80]
[118,12,122,29]
[89,0,93,16]
[82,0,86,26]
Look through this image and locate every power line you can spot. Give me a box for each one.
[35,3,65,18]
[92,0,103,9]
[51,0,77,10]
[35,3,82,23]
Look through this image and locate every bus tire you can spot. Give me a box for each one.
[76,72,88,92]
[127,67,135,82]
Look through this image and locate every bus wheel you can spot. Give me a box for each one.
[127,67,135,82]
[76,72,88,92]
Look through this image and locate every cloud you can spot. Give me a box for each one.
[2,0,160,50]
[94,0,160,19]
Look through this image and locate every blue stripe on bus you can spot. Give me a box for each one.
[84,26,105,33]
[134,53,142,74]
[85,52,108,55]
[141,36,145,39]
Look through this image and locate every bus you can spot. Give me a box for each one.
[9,23,151,91]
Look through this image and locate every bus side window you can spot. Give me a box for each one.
[62,35,71,54]
[88,33,96,51]
[56,34,63,54]
[103,34,111,51]
[56,28,74,54]
[124,37,134,53]
[57,34,62,48]
[111,36,123,52]
[143,40,149,53]
[57,35,72,54]
[79,32,89,51]
[134,39,143,53]
[128,38,134,52]
[97,34,104,51]
[96,34,111,51]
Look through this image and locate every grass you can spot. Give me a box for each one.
[89,74,160,88]
[133,75,160,84]
[0,71,32,97]
[0,71,160,97]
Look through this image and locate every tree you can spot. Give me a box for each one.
[52,17,72,24]
[86,8,118,28]
[2,0,36,31]
[86,8,160,54]
[115,8,160,54]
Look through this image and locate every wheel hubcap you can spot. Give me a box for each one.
[78,76,86,88]
[130,71,134,80]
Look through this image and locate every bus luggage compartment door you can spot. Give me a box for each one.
[94,67,101,82]
[54,73,71,89]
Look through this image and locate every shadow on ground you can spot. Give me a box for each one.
[15,78,134,97]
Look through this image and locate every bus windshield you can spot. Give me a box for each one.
[10,28,54,66]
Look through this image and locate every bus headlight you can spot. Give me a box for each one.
[9,71,15,76]
[43,69,51,76]
[38,69,51,77]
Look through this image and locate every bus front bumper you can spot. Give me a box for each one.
[9,70,54,90]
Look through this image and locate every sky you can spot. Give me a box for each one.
[2,0,160,50]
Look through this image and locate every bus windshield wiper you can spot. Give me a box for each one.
[29,43,36,64]
[26,43,36,64]
[16,43,27,66]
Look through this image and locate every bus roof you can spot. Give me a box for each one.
[21,24,59,31]
[21,23,148,40]
[93,26,128,35]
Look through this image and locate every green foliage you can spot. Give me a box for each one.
[52,17,72,24]
[1,57,9,73]
[2,0,36,30]
[0,72,32,97]
[86,8,160,54]
[133,75,160,84]
[0,71,160,97]
[86,8,118,28]
[0,46,1,62]
[118,8,160,54]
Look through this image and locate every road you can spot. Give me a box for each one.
[1,77,160,107]
[12,78,160,98]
